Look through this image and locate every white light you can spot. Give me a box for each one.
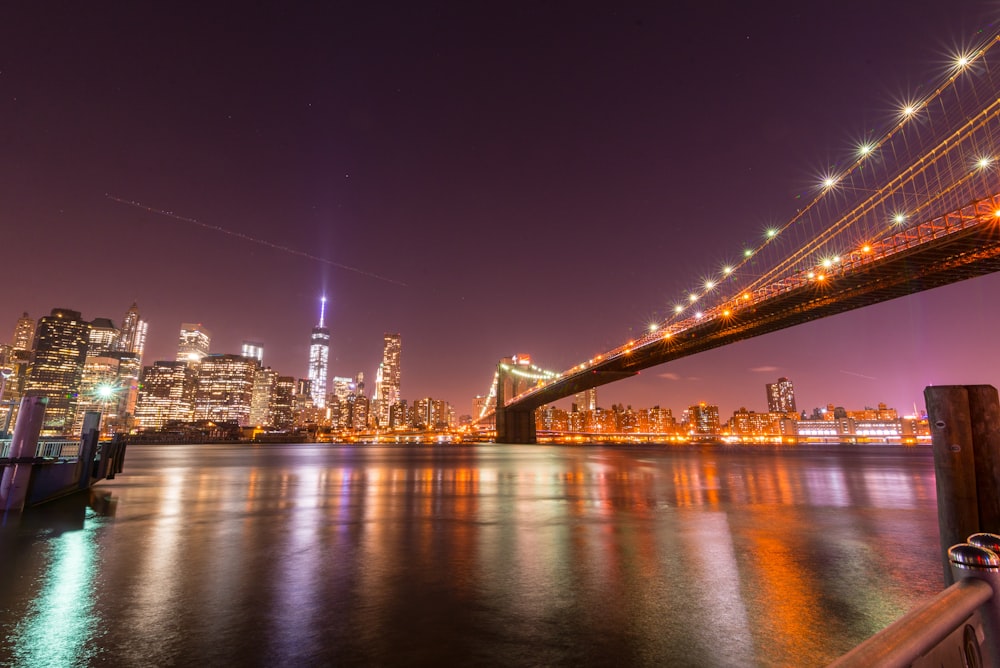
[648,323,658,332]
[957,55,970,68]
[744,249,753,257]
[766,229,778,238]
[893,213,906,225]
[695,311,703,319]
[704,280,715,290]
[723,266,733,275]
[822,258,833,268]
[903,105,916,116]
[823,177,836,188]
[977,157,993,170]
[689,293,698,303]
[858,143,874,156]
[674,305,684,313]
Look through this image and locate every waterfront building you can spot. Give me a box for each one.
[307,298,329,409]
[135,361,198,430]
[687,402,721,436]
[193,354,256,426]
[537,405,569,431]
[389,399,408,430]
[644,406,676,434]
[117,302,147,363]
[729,407,780,437]
[24,308,91,435]
[249,367,278,426]
[412,397,449,430]
[177,323,211,365]
[375,333,401,427]
[242,341,264,365]
[766,377,797,413]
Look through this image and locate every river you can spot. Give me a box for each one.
[0,443,943,666]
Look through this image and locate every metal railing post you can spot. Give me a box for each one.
[951,533,1000,666]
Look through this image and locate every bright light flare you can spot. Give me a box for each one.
[766,228,778,238]
[862,244,872,253]
[673,304,684,314]
[858,143,875,156]
[689,293,698,303]
[704,280,715,290]
[977,156,993,170]
[722,266,733,275]
[893,212,907,225]
[822,176,837,188]
[743,249,754,258]
[902,104,917,116]
[648,323,658,332]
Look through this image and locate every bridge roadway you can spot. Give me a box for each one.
[496,195,1000,442]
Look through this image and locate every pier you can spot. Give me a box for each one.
[0,397,126,514]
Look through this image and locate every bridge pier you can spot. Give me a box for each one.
[495,406,536,444]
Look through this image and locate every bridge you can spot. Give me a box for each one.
[479,33,1000,443]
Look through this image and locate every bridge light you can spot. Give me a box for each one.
[722,309,731,317]
[817,274,826,281]
[807,271,815,279]
[723,266,733,275]
[956,54,971,69]
[742,293,750,300]
[902,104,916,116]
[994,210,1000,218]
[893,213,907,225]
[858,143,874,156]
[822,176,837,188]
[648,323,658,332]
[663,332,672,339]
[704,280,715,290]
[822,258,833,268]
[673,304,684,313]
[744,249,753,257]
[695,311,704,319]
[766,228,778,238]
[976,156,993,170]
[689,293,698,302]
[862,244,871,253]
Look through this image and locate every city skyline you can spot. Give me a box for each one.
[6,4,1000,419]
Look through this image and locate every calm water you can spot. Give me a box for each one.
[0,444,943,667]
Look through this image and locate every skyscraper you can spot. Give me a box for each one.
[11,312,35,353]
[766,377,797,413]
[375,333,401,427]
[118,302,147,363]
[307,297,330,409]
[24,308,91,435]
[193,354,257,426]
[242,341,264,364]
[177,323,211,365]
[575,387,597,412]
[135,361,198,430]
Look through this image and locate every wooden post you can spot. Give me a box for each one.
[925,385,1000,585]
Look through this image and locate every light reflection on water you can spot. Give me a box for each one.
[0,444,940,666]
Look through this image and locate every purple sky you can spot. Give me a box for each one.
[3,2,1000,419]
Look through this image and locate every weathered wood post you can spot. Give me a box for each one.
[0,396,47,515]
[925,385,1000,585]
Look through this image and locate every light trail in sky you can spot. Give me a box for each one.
[105,194,408,287]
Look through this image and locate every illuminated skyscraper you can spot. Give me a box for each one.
[135,361,197,429]
[307,297,330,409]
[375,333,401,427]
[177,323,211,365]
[249,366,278,426]
[11,312,35,353]
[242,341,264,365]
[24,308,91,435]
[88,317,120,355]
[193,354,257,426]
[766,377,797,413]
[574,387,597,412]
[118,302,147,363]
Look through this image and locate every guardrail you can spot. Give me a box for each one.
[830,533,1000,666]
[0,439,81,459]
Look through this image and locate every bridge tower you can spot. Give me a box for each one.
[495,355,537,444]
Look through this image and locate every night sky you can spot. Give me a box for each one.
[4,2,1000,419]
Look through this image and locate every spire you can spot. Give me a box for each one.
[318,296,327,328]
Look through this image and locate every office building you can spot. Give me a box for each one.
[375,333,401,427]
[24,308,91,435]
[193,354,257,426]
[135,361,198,430]
[242,341,264,365]
[766,377,797,414]
[307,298,329,409]
[118,303,147,363]
[177,323,211,365]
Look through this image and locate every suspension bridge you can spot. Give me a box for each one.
[477,33,1000,443]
